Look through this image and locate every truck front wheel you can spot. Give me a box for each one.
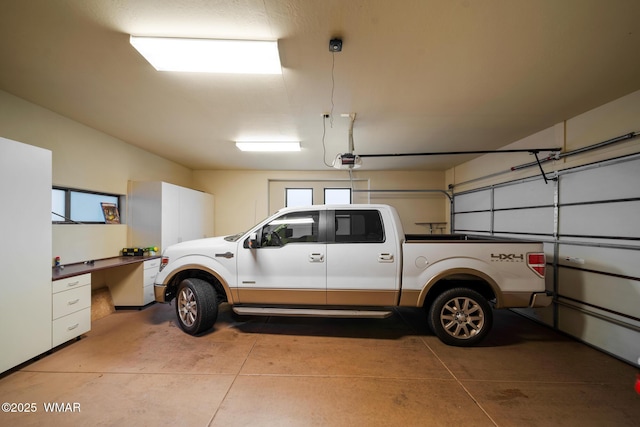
[175,278,218,335]
[428,288,493,347]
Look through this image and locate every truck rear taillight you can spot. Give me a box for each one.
[527,253,546,278]
[160,256,169,272]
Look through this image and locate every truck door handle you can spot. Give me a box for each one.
[309,253,325,262]
[378,253,394,262]
[215,252,234,259]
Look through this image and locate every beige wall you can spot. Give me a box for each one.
[0,90,193,192]
[446,89,640,192]
[0,90,194,264]
[193,169,447,236]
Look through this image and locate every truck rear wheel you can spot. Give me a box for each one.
[175,278,218,335]
[428,287,493,347]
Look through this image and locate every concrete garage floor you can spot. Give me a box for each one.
[1,303,639,426]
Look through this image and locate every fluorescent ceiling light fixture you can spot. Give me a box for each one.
[235,141,301,152]
[129,36,282,74]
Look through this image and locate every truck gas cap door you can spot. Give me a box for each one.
[309,253,325,262]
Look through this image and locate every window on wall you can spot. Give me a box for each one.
[52,187,121,224]
[51,188,66,222]
[324,188,351,204]
[285,188,313,207]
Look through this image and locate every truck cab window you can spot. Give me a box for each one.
[334,210,384,243]
[261,211,320,247]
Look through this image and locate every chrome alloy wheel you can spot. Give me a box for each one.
[177,287,197,327]
[439,296,485,340]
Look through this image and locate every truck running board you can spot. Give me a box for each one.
[232,307,393,319]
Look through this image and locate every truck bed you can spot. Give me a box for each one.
[404,234,533,243]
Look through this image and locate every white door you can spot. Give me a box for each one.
[236,210,326,305]
[326,209,400,305]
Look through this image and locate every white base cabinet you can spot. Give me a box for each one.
[143,258,160,305]
[52,274,91,347]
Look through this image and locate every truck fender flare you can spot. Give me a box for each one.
[165,263,237,304]
[417,267,502,308]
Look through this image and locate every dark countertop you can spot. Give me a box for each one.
[52,255,161,281]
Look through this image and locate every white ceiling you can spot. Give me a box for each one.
[1,0,639,171]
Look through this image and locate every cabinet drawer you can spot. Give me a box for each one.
[52,273,91,294]
[143,267,159,286]
[52,307,91,347]
[143,284,155,305]
[144,258,161,270]
[52,285,90,320]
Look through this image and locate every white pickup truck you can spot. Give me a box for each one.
[154,204,552,346]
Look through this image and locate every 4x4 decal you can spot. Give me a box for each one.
[491,253,524,262]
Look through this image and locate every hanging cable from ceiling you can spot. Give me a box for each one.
[321,114,334,167]
[333,113,362,169]
[328,38,342,128]
[330,52,336,128]
[320,37,360,179]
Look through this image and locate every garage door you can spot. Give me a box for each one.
[452,154,640,366]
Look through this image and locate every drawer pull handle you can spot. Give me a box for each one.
[67,281,80,287]
[68,299,80,305]
[67,323,79,331]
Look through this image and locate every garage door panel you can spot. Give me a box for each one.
[559,202,640,238]
[558,268,639,319]
[494,208,554,235]
[559,159,640,204]
[559,244,640,277]
[494,179,554,209]
[558,304,640,367]
[454,190,491,212]
[454,211,491,232]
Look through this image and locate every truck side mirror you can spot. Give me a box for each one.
[247,232,259,249]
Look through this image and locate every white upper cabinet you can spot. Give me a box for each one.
[128,181,214,251]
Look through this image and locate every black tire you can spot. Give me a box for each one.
[175,278,218,335]
[428,287,493,347]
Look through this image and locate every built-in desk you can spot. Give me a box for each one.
[52,256,160,280]
[53,256,161,309]
[50,256,160,346]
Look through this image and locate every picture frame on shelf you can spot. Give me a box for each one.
[101,202,120,224]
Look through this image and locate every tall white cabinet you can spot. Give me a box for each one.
[0,137,52,373]
[128,181,214,251]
